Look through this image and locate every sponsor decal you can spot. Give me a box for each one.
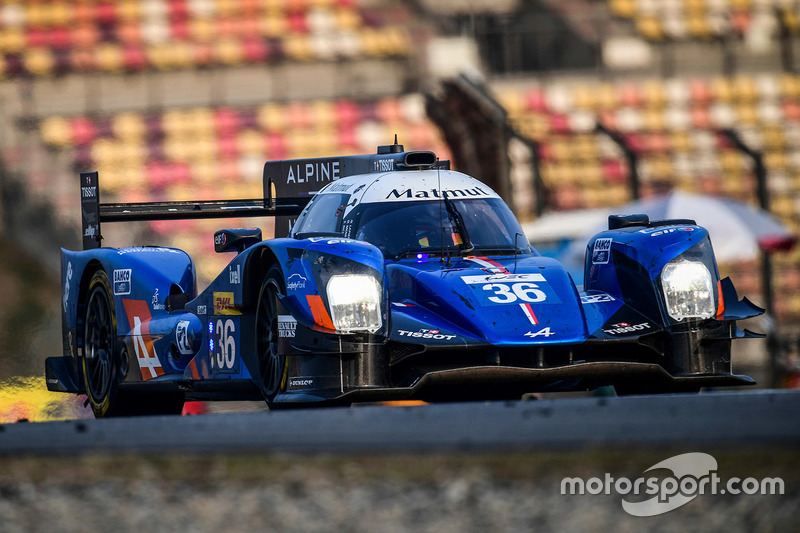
[176,320,193,355]
[462,273,545,284]
[63,261,73,313]
[397,328,457,340]
[289,378,314,387]
[286,160,340,184]
[592,238,613,264]
[306,237,358,245]
[603,322,651,335]
[197,305,207,315]
[520,303,539,325]
[392,302,417,308]
[83,225,98,238]
[151,288,165,310]
[386,186,490,200]
[215,233,226,246]
[113,269,132,295]
[326,182,353,192]
[229,264,241,284]
[639,227,695,237]
[81,185,96,198]
[213,292,239,315]
[117,247,183,255]
[374,159,394,172]
[525,327,555,338]
[278,314,297,338]
[581,293,616,304]
[286,274,307,291]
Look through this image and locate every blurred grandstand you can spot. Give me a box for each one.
[0,0,799,382]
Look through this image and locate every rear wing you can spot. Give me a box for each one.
[79,171,310,250]
[81,143,449,250]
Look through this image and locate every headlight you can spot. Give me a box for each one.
[661,259,715,321]
[326,274,382,333]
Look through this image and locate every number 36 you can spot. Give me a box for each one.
[213,318,236,370]
[483,282,546,304]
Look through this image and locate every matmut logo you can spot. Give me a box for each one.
[213,292,240,315]
[386,187,490,200]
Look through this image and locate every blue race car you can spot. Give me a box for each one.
[46,143,764,417]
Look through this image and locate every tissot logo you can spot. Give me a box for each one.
[397,329,456,340]
[374,159,394,171]
[603,322,651,335]
[386,187,490,200]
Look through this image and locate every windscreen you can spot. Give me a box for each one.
[348,198,530,259]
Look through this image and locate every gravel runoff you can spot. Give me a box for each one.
[0,449,797,533]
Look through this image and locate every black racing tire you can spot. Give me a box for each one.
[82,270,185,417]
[82,270,122,418]
[255,265,289,408]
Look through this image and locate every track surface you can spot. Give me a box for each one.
[1,390,799,455]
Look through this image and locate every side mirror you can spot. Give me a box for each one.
[214,228,262,254]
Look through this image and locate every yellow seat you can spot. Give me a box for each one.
[215,38,243,66]
[637,16,664,41]
[734,76,758,103]
[24,47,55,76]
[687,13,711,39]
[610,0,636,18]
[40,116,73,148]
[571,84,597,111]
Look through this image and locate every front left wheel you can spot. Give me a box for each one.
[82,270,185,417]
[82,270,121,417]
[255,265,289,408]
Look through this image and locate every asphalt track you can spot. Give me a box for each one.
[1,389,799,455]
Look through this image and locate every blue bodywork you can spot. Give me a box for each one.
[46,149,763,414]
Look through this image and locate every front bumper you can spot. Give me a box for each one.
[273,361,755,405]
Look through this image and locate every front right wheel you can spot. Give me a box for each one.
[255,265,288,407]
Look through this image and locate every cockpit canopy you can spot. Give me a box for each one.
[291,171,531,260]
